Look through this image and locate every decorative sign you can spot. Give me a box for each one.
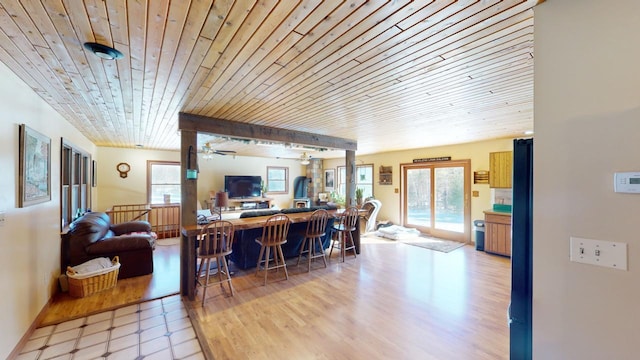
[413,156,451,163]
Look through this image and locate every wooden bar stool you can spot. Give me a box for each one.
[255,214,291,285]
[329,207,359,262]
[296,209,329,272]
[196,220,235,305]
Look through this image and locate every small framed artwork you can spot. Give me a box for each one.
[318,192,329,202]
[18,124,51,207]
[324,168,335,192]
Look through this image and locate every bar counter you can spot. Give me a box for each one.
[180,209,360,300]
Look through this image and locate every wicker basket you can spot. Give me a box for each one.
[66,256,120,298]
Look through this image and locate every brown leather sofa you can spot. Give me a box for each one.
[61,212,156,279]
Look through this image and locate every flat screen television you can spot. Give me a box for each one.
[224,175,262,198]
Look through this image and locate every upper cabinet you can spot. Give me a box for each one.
[489,151,513,188]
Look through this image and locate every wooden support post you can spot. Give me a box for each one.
[180,129,198,300]
[345,150,356,207]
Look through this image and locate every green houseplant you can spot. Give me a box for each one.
[355,188,364,206]
[329,190,345,208]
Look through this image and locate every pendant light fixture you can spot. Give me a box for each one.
[300,152,311,165]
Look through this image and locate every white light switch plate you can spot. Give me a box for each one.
[570,237,627,270]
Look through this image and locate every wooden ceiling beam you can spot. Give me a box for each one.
[178,112,357,151]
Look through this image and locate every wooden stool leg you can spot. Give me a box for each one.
[217,258,223,285]
[340,232,346,262]
[348,231,356,259]
[277,245,289,280]
[316,237,328,268]
[297,237,309,266]
[273,245,280,272]
[256,245,265,276]
[201,258,210,305]
[307,237,313,272]
[263,246,271,286]
[329,234,336,257]
[221,255,234,296]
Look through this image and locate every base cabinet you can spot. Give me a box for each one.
[484,212,511,257]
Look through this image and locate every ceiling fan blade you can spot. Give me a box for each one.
[214,150,236,155]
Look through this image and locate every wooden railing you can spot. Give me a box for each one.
[107,203,181,239]
[106,204,151,223]
[149,204,181,239]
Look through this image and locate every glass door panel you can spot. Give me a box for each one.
[405,168,431,229]
[434,167,464,233]
[402,160,470,242]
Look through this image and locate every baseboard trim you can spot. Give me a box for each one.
[7,295,53,359]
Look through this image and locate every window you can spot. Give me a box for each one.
[61,141,91,229]
[148,161,181,204]
[337,164,374,199]
[266,166,288,194]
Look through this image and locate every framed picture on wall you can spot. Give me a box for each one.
[18,124,51,207]
[324,168,335,192]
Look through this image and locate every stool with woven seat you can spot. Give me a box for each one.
[196,220,235,305]
[329,206,359,262]
[296,209,329,272]
[255,214,291,285]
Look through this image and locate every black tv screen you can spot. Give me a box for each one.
[224,175,262,198]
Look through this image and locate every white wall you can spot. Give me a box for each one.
[196,156,306,210]
[324,137,514,239]
[0,62,96,358]
[96,147,306,211]
[96,147,180,211]
[534,1,640,358]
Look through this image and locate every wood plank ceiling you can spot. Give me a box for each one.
[0,0,539,159]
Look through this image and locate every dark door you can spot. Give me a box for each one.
[510,138,533,359]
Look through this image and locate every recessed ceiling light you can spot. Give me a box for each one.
[524,130,534,135]
[83,42,124,60]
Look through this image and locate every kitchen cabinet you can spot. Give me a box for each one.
[484,211,511,257]
[489,151,513,188]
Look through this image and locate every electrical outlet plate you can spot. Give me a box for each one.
[570,237,627,270]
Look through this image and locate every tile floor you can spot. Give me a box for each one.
[16,295,205,360]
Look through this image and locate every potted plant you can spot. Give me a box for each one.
[260,180,267,197]
[355,188,364,206]
[329,191,345,208]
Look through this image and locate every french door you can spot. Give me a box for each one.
[401,160,471,242]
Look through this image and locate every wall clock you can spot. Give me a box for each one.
[116,162,130,178]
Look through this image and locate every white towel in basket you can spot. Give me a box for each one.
[67,257,119,279]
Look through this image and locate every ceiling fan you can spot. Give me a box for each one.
[299,152,312,165]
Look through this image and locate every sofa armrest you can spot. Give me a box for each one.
[111,221,152,235]
[86,235,154,255]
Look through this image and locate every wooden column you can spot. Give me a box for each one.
[180,129,198,300]
[345,150,356,207]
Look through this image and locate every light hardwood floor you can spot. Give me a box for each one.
[186,239,512,360]
[40,240,181,326]
[40,237,511,359]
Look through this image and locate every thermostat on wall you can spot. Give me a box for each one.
[614,172,640,193]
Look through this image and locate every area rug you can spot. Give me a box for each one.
[401,237,465,253]
[362,232,465,253]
